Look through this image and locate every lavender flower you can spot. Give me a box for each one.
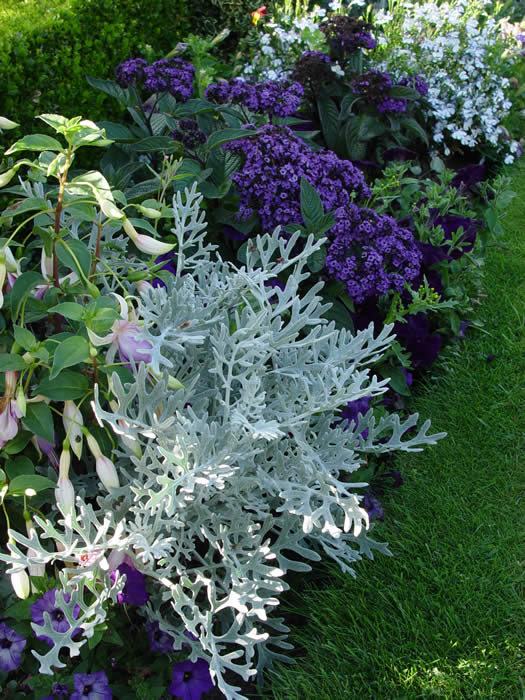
[30,588,82,647]
[168,658,214,700]
[226,124,370,233]
[146,621,174,653]
[325,204,421,303]
[0,622,26,672]
[71,670,112,700]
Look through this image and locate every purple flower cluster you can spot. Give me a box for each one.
[115,58,147,88]
[204,78,304,118]
[399,74,429,96]
[115,57,195,101]
[171,119,207,149]
[325,203,421,303]
[291,51,333,86]
[226,124,371,232]
[319,15,376,56]
[351,71,407,114]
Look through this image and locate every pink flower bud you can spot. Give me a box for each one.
[96,455,120,491]
[55,475,75,517]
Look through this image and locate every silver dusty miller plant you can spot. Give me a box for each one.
[3,184,445,698]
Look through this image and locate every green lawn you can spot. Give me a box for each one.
[262,161,525,699]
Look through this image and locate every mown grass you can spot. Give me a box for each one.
[261,161,525,699]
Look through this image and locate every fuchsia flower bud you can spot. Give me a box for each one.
[123,217,176,255]
[55,447,75,517]
[63,400,84,459]
[0,372,22,448]
[86,434,120,491]
[10,568,30,599]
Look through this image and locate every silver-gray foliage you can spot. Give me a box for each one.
[2,183,445,698]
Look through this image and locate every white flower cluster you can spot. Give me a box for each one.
[372,0,521,162]
[241,1,363,81]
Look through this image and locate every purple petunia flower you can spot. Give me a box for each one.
[30,588,82,647]
[363,493,384,521]
[71,670,112,700]
[450,163,486,191]
[110,562,148,606]
[169,658,214,700]
[394,313,442,368]
[146,621,174,653]
[40,682,70,699]
[430,212,482,259]
[0,622,26,672]
[334,396,371,439]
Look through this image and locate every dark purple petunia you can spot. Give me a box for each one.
[223,225,248,242]
[364,493,384,520]
[401,368,413,387]
[456,320,472,339]
[71,670,112,700]
[40,682,70,699]
[430,212,482,259]
[110,562,148,606]
[394,313,442,368]
[151,252,177,289]
[169,658,214,700]
[380,469,404,489]
[0,622,26,672]
[30,588,82,647]
[450,163,486,191]
[337,396,371,433]
[146,621,174,653]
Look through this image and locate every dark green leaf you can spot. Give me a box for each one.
[300,177,325,230]
[344,119,367,160]
[306,247,327,273]
[1,197,49,220]
[204,128,257,152]
[50,336,90,379]
[402,117,429,145]
[9,473,56,495]
[56,238,91,279]
[10,271,45,319]
[86,76,140,108]
[96,121,135,141]
[48,302,85,320]
[317,97,340,151]
[127,136,179,153]
[389,86,423,100]
[2,430,32,455]
[5,456,35,480]
[125,178,161,201]
[14,325,38,351]
[358,115,387,141]
[23,401,55,444]
[0,354,29,371]
[36,369,89,400]
[382,365,411,396]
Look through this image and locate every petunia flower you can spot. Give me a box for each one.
[30,588,82,647]
[146,620,175,653]
[87,293,152,365]
[110,562,148,606]
[363,493,384,521]
[0,622,26,672]
[169,658,214,700]
[71,670,112,700]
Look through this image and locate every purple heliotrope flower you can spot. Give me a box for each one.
[110,562,148,606]
[325,203,421,303]
[319,15,376,58]
[351,70,407,113]
[169,658,214,700]
[30,588,82,647]
[205,77,304,118]
[0,622,26,672]
[146,621,174,653]
[399,74,429,96]
[71,670,112,700]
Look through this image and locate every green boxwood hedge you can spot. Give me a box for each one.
[0,0,193,136]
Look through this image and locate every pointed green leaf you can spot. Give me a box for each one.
[85,76,140,108]
[48,302,85,320]
[300,177,325,231]
[0,354,28,371]
[55,238,91,279]
[50,336,90,379]
[5,134,63,155]
[204,128,257,152]
[9,473,56,495]
[10,271,45,319]
[23,401,54,444]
